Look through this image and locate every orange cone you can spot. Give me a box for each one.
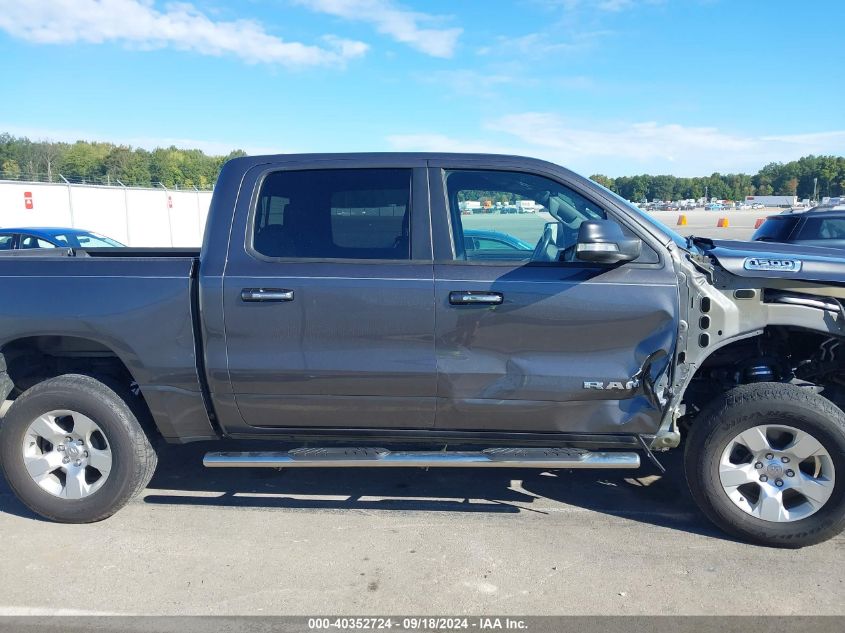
[717,217,730,228]
[754,217,766,228]
[677,214,687,226]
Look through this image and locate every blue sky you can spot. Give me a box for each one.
[0,0,842,176]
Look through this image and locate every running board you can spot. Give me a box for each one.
[203,447,641,469]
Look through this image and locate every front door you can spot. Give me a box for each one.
[429,162,679,435]
[222,162,436,429]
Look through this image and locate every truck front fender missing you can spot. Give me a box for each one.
[654,251,845,449]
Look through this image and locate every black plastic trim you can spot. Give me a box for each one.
[189,258,225,439]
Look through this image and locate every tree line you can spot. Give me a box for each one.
[1,133,843,199]
[591,155,845,202]
[0,133,246,190]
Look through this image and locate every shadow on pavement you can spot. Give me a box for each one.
[0,439,729,541]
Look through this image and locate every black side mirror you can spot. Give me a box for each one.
[575,220,642,264]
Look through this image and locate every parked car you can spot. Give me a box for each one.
[752,206,845,249]
[1,152,845,547]
[705,202,723,211]
[463,229,533,260]
[0,227,124,250]
[751,203,766,209]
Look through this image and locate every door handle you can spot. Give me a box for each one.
[449,291,503,306]
[241,288,295,302]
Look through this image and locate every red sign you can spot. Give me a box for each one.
[24,191,33,210]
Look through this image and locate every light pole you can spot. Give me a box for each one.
[59,174,75,227]
[117,179,131,246]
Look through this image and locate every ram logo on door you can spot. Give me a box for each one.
[583,379,640,391]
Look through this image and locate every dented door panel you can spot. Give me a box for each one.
[433,263,679,433]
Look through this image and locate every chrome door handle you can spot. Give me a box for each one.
[241,288,295,302]
[449,291,503,306]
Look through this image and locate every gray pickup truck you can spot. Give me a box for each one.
[1,153,844,547]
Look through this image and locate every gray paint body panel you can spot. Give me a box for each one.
[0,256,215,440]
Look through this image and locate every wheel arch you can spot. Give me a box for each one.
[675,324,845,418]
[0,334,159,438]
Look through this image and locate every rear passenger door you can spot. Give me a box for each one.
[222,160,436,430]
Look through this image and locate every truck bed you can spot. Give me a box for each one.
[0,247,201,258]
[0,250,214,441]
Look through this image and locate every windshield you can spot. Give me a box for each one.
[53,232,124,248]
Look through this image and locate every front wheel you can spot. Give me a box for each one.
[685,382,845,547]
[0,374,157,523]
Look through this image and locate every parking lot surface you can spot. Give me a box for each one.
[462,209,770,244]
[1,438,843,616]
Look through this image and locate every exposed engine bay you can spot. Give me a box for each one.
[654,239,845,448]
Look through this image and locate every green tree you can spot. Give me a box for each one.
[1,158,21,178]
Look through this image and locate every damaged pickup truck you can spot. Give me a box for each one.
[1,153,844,547]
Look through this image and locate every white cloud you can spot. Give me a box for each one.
[597,0,636,11]
[0,0,368,68]
[294,0,462,58]
[543,0,663,11]
[388,113,845,176]
[476,27,613,59]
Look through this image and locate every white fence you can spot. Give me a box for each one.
[0,180,213,247]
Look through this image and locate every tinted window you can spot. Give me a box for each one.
[752,217,797,242]
[19,236,56,249]
[446,169,606,263]
[796,217,845,241]
[253,169,412,260]
[0,235,13,250]
[55,232,124,248]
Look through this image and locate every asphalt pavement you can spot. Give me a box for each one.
[1,438,843,616]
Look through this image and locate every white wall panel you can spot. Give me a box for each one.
[0,180,213,247]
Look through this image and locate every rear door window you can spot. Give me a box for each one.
[252,168,412,260]
[19,235,57,249]
[796,217,845,241]
[0,234,13,250]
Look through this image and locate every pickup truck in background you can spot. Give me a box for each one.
[1,153,844,548]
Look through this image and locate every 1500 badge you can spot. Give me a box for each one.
[744,257,802,272]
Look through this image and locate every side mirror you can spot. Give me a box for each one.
[575,220,642,264]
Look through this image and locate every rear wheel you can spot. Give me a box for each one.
[685,382,845,547]
[0,374,157,523]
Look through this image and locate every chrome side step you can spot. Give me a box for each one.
[203,447,641,469]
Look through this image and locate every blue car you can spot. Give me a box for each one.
[463,229,533,258]
[0,227,124,251]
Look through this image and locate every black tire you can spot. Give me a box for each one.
[0,374,157,523]
[685,382,845,548]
